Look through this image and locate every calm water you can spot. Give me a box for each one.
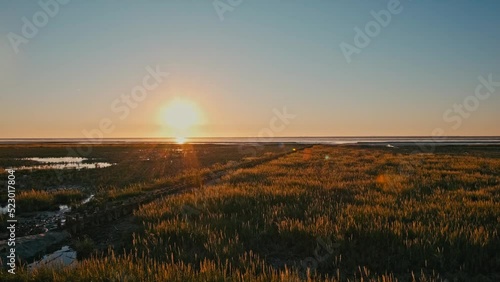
[1,137,499,145]
[14,157,114,170]
[27,246,77,270]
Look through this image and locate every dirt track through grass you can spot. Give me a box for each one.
[3,145,500,281]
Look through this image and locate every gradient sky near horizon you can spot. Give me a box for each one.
[1,0,499,138]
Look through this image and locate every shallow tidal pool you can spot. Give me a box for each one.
[14,157,114,170]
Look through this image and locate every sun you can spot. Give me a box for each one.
[162,99,201,130]
[160,98,202,142]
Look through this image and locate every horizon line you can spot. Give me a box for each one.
[1,136,500,140]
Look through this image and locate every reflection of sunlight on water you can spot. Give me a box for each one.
[28,246,77,271]
[2,191,94,215]
[22,157,87,163]
[82,194,94,204]
[59,205,70,212]
[14,157,114,170]
[176,136,187,144]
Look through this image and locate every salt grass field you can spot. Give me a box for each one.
[1,142,499,281]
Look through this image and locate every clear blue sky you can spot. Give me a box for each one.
[1,0,499,138]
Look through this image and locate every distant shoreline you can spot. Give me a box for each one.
[1,137,500,146]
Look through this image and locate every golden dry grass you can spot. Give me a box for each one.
[3,145,500,281]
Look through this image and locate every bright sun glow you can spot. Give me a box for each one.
[175,136,187,144]
[161,98,202,143]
